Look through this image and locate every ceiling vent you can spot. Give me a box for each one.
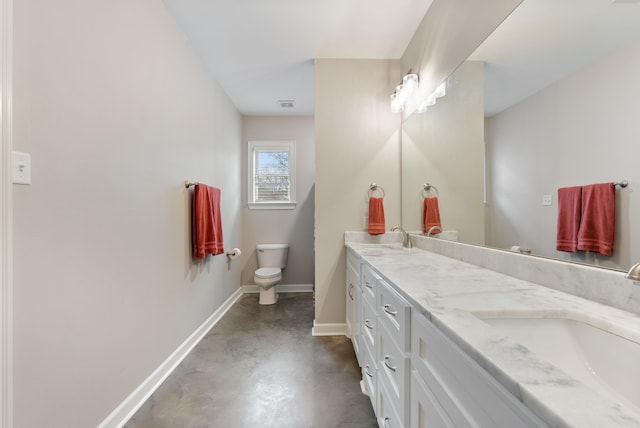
[278,100,295,108]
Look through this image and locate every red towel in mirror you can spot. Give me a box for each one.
[368,197,385,235]
[577,183,615,256]
[423,197,441,235]
[192,183,224,259]
[556,186,582,252]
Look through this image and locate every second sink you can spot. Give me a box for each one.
[473,312,640,413]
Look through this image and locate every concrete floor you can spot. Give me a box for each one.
[125,293,378,428]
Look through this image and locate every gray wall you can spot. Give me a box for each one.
[314,59,401,329]
[13,1,242,426]
[486,35,640,270]
[241,116,315,286]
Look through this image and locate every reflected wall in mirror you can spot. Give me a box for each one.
[401,62,486,245]
[401,0,640,271]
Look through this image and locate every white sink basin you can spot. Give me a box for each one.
[473,312,640,413]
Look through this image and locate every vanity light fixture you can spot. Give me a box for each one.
[390,71,419,113]
[626,262,640,281]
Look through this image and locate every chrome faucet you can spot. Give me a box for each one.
[426,226,442,237]
[391,226,412,248]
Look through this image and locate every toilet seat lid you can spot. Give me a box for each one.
[255,267,281,278]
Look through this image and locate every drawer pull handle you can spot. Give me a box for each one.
[348,283,354,300]
[364,365,374,378]
[364,319,373,330]
[365,281,373,289]
[383,304,397,316]
[384,417,390,428]
[384,355,396,372]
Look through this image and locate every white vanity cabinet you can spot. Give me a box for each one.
[346,250,550,428]
[411,312,546,428]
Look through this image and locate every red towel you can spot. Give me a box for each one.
[422,197,442,235]
[577,183,615,256]
[192,183,224,259]
[368,197,385,235]
[556,186,582,252]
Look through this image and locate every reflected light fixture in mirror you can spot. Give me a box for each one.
[417,81,447,113]
[390,71,419,113]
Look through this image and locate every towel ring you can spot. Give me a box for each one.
[368,183,385,198]
[422,183,439,197]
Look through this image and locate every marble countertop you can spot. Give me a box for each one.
[346,242,640,428]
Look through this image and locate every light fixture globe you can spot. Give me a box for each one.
[402,73,419,93]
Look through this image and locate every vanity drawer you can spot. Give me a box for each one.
[362,343,377,411]
[411,313,546,428]
[361,264,378,308]
[411,370,454,428]
[377,320,410,425]
[377,375,404,428]
[361,297,377,355]
[377,279,411,352]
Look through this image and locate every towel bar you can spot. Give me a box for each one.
[185,181,197,188]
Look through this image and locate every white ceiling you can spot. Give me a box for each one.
[162,0,433,116]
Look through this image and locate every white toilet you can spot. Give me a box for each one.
[254,243,289,305]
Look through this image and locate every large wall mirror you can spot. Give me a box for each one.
[401,0,640,271]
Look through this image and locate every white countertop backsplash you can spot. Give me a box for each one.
[344,231,640,427]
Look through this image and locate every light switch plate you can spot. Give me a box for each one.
[12,151,31,185]
[542,194,553,206]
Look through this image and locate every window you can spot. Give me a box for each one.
[248,141,296,210]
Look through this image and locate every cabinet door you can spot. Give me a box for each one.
[361,297,377,357]
[378,320,411,425]
[377,278,411,352]
[411,372,454,428]
[346,266,357,338]
[362,341,377,412]
[361,264,378,307]
[411,312,547,428]
[377,375,404,428]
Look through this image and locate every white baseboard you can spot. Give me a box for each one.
[311,320,347,336]
[98,288,243,428]
[241,283,313,294]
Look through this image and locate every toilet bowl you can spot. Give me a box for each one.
[254,244,289,305]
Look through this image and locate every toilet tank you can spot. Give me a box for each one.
[256,244,289,269]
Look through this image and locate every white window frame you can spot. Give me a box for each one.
[247,140,296,210]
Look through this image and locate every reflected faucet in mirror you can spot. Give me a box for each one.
[627,263,640,282]
[391,226,412,248]
[426,226,442,237]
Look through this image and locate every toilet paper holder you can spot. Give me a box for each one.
[226,248,242,259]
